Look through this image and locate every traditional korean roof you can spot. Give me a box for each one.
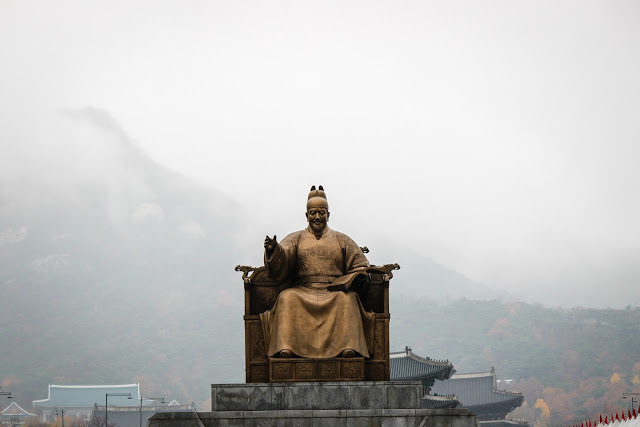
[33,384,141,408]
[1,402,36,417]
[430,368,524,409]
[422,394,460,409]
[390,347,455,382]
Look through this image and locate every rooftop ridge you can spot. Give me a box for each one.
[493,389,523,396]
[1,402,37,416]
[33,384,142,407]
[449,371,494,379]
[49,384,139,389]
[92,405,193,412]
[390,349,451,366]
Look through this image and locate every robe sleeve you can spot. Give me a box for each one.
[342,234,370,272]
[264,231,299,283]
[326,232,371,291]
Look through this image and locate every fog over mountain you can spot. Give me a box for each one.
[1,108,499,406]
[0,108,245,403]
[3,1,640,310]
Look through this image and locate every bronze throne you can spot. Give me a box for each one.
[236,260,399,383]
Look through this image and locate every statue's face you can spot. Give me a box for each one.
[306,199,329,233]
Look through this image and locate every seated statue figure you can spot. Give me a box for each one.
[260,185,375,359]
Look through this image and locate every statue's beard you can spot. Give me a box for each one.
[310,221,326,238]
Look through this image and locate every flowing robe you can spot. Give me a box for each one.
[260,226,375,358]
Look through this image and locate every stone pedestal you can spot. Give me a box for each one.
[149,408,478,427]
[148,381,479,427]
[212,381,422,411]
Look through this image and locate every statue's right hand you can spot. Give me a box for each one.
[264,235,278,253]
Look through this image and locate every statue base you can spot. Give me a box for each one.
[149,381,480,427]
[149,408,478,426]
[211,381,423,411]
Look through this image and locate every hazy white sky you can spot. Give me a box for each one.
[2,1,639,308]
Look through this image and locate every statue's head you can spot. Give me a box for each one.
[306,185,329,233]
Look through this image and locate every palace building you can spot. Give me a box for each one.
[1,402,37,424]
[33,384,143,422]
[390,347,459,409]
[430,368,524,421]
[88,400,195,427]
[391,347,524,422]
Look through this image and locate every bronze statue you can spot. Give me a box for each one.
[260,186,375,359]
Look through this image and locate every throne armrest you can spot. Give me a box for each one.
[236,263,399,316]
[236,265,286,315]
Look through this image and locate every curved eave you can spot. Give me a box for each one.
[463,394,524,412]
[493,390,524,399]
[422,394,461,409]
[392,366,454,382]
[390,349,455,382]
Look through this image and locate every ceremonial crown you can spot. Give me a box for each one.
[307,185,327,200]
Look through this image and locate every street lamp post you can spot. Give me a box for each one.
[622,392,640,412]
[0,390,13,412]
[139,397,165,427]
[55,408,65,427]
[105,393,132,427]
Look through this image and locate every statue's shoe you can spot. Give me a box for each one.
[278,349,294,358]
[340,349,356,358]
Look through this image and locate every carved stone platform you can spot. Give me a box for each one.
[269,357,365,382]
[211,381,423,411]
[149,408,479,426]
[149,381,480,426]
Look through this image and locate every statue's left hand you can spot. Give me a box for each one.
[264,235,278,254]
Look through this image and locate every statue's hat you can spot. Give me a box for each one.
[307,185,327,200]
[307,185,329,209]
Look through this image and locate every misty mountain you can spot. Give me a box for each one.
[0,107,245,406]
[2,108,640,427]
[0,107,528,409]
[376,245,508,304]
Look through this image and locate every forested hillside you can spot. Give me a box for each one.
[391,297,640,426]
[3,288,639,427]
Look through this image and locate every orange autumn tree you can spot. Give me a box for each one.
[534,398,551,427]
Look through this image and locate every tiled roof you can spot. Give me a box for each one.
[33,384,141,408]
[422,394,460,409]
[390,348,454,381]
[430,369,523,407]
[1,402,36,417]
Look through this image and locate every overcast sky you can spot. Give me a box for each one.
[2,1,639,308]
